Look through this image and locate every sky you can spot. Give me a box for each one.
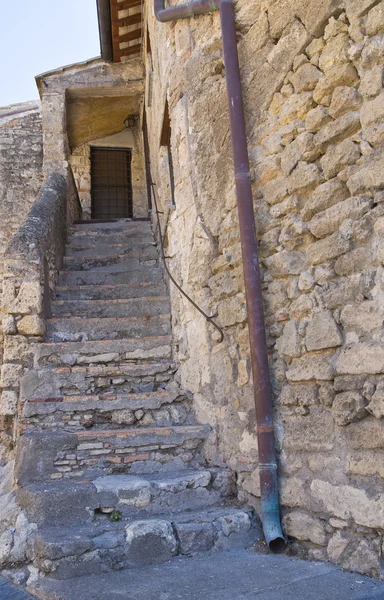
[0,0,101,107]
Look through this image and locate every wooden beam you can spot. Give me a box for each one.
[116,28,142,43]
[116,44,142,58]
[116,13,142,27]
[116,0,142,10]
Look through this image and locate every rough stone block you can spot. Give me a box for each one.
[345,417,384,449]
[282,407,335,450]
[290,64,322,93]
[313,64,359,106]
[365,3,384,36]
[17,315,45,336]
[347,150,384,194]
[320,138,361,180]
[279,93,315,126]
[265,250,307,277]
[282,510,327,545]
[308,196,371,238]
[0,390,18,416]
[347,450,384,477]
[279,384,318,407]
[305,310,342,351]
[332,391,367,425]
[318,34,351,72]
[276,321,301,358]
[301,178,349,221]
[314,112,361,152]
[286,352,336,381]
[305,106,332,133]
[367,383,384,419]
[360,65,384,98]
[1,280,42,316]
[287,161,324,195]
[262,177,289,205]
[336,343,384,375]
[360,91,384,128]
[340,301,383,335]
[334,247,373,276]
[307,232,351,266]
[125,520,177,564]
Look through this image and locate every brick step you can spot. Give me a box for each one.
[21,360,177,401]
[31,336,172,368]
[59,265,163,286]
[19,468,234,526]
[46,314,171,342]
[15,425,211,484]
[54,282,166,301]
[60,255,158,274]
[29,505,259,579]
[51,297,170,319]
[66,241,156,257]
[21,387,192,431]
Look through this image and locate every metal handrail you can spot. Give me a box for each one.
[149,180,224,343]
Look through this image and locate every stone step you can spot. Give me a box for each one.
[66,241,156,257]
[46,314,171,342]
[31,336,172,368]
[62,251,158,272]
[71,222,151,238]
[59,266,163,286]
[72,219,151,230]
[21,387,192,431]
[21,360,177,401]
[30,505,259,579]
[69,231,155,246]
[19,468,234,526]
[15,425,211,484]
[54,282,167,301]
[50,297,170,319]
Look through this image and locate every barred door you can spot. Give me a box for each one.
[91,147,133,220]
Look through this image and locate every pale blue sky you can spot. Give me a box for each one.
[0,0,101,107]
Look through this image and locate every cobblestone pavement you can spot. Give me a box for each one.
[0,577,33,600]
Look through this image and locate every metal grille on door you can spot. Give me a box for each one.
[91,147,133,220]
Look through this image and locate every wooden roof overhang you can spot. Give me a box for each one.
[97,0,143,63]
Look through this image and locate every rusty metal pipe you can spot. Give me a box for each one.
[154,0,220,21]
[154,0,286,553]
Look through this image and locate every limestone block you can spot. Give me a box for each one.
[0,530,13,566]
[218,294,247,327]
[290,64,322,94]
[279,384,318,407]
[270,196,298,218]
[313,64,359,106]
[346,0,381,18]
[347,150,384,194]
[267,19,310,74]
[0,364,23,388]
[364,119,384,148]
[328,87,362,119]
[324,17,349,40]
[11,512,37,563]
[308,196,371,238]
[0,390,18,416]
[340,301,383,334]
[319,34,352,72]
[366,383,384,419]
[305,311,342,351]
[311,479,384,528]
[276,321,301,358]
[17,315,45,337]
[278,214,309,249]
[306,38,325,59]
[264,250,307,277]
[2,315,16,335]
[360,91,384,128]
[262,177,289,205]
[298,270,315,291]
[314,112,361,152]
[365,3,384,36]
[343,540,380,578]
[319,382,335,407]
[327,531,350,562]
[359,65,384,98]
[305,106,332,133]
[346,416,384,449]
[293,54,309,71]
[336,343,384,374]
[208,268,244,300]
[282,510,327,545]
[307,232,351,266]
[290,294,313,319]
[261,133,283,156]
[279,93,315,126]
[111,410,135,425]
[361,34,384,69]
[287,161,324,195]
[347,450,384,477]
[334,246,373,276]
[1,280,42,316]
[281,133,320,176]
[301,178,349,221]
[282,407,335,450]
[332,391,367,425]
[286,352,336,381]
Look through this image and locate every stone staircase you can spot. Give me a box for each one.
[14,220,260,581]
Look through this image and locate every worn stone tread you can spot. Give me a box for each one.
[50,297,170,318]
[54,282,166,301]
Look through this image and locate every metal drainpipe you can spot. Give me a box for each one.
[154,0,286,553]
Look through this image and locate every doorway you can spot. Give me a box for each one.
[91,147,133,219]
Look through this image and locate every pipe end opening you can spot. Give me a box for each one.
[268,537,287,554]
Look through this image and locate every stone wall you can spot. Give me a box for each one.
[144,0,384,577]
[0,102,43,421]
[70,128,148,220]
